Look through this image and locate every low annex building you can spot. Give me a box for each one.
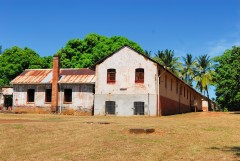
[10,46,206,116]
[11,56,95,114]
[0,86,13,110]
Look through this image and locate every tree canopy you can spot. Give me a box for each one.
[214,46,240,111]
[0,46,51,87]
[57,33,144,68]
[181,54,197,86]
[153,49,182,76]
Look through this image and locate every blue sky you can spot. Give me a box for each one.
[1,0,240,98]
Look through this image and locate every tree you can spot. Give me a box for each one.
[195,54,215,109]
[181,53,197,86]
[214,46,240,111]
[0,46,49,87]
[144,50,152,58]
[57,33,144,68]
[153,49,182,76]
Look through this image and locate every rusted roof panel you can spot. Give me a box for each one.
[59,75,95,84]
[60,68,95,75]
[11,69,52,84]
[11,68,95,84]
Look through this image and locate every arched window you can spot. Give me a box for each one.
[107,69,116,83]
[135,68,144,83]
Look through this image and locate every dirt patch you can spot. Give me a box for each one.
[0,119,41,124]
[84,121,111,124]
[129,128,155,134]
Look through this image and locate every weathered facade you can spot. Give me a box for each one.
[10,46,207,116]
[94,46,204,116]
[11,57,95,113]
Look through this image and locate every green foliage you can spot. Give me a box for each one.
[214,46,240,111]
[181,53,197,86]
[153,49,182,76]
[194,54,215,108]
[0,46,51,87]
[57,33,144,68]
[144,50,152,57]
[223,108,229,112]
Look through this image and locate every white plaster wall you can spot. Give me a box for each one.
[13,84,51,107]
[2,88,13,95]
[95,47,158,95]
[60,84,94,110]
[94,47,158,116]
[94,94,157,116]
[13,84,94,110]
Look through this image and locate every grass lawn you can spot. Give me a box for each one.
[0,112,239,161]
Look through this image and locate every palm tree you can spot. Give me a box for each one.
[144,50,151,58]
[195,54,215,109]
[154,49,182,76]
[182,53,197,86]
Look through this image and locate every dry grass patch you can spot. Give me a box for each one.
[0,112,239,161]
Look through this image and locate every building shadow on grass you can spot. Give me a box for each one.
[210,146,240,157]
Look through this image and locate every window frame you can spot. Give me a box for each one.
[134,101,145,115]
[64,89,72,103]
[27,89,35,103]
[45,89,52,103]
[135,68,144,83]
[105,101,116,115]
[107,69,116,84]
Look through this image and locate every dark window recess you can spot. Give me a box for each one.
[45,89,52,102]
[64,89,72,102]
[176,79,178,94]
[27,89,35,102]
[105,101,116,114]
[184,87,185,97]
[158,69,161,84]
[135,68,144,83]
[180,84,182,95]
[165,75,167,88]
[107,69,116,83]
[134,102,144,115]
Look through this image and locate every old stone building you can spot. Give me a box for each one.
[10,46,207,116]
[11,56,95,113]
[93,46,204,116]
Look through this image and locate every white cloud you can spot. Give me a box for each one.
[207,32,240,57]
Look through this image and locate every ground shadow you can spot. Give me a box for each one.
[210,146,240,157]
[230,111,240,114]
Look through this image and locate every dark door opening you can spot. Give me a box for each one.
[105,101,116,115]
[4,95,13,110]
[134,102,144,115]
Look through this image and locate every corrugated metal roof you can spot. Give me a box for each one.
[59,75,95,84]
[11,68,95,84]
[59,69,95,84]
[11,69,52,84]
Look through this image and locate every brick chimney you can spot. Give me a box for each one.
[51,55,60,113]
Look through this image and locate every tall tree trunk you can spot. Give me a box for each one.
[206,86,211,111]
